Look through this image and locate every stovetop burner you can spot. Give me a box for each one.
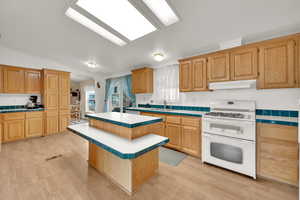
[205,112,245,119]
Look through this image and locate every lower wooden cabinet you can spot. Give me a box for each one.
[45,111,59,135]
[181,126,200,157]
[25,112,44,138]
[165,123,182,149]
[141,112,201,157]
[257,123,298,186]
[3,119,25,142]
[59,114,70,132]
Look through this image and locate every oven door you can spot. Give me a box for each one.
[203,118,255,141]
[202,133,256,178]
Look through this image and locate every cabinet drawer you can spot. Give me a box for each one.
[26,111,44,119]
[181,117,201,127]
[257,123,297,142]
[3,112,25,120]
[166,115,181,124]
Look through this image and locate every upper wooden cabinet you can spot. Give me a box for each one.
[230,47,258,80]
[207,52,230,82]
[258,40,296,89]
[3,66,25,93]
[179,60,192,92]
[43,70,59,110]
[59,72,70,110]
[0,67,3,93]
[25,69,41,94]
[132,67,153,94]
[179,58,208,92]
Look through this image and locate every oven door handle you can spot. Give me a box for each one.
[209,123,243,134]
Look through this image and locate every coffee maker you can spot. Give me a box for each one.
[26,95,38,109]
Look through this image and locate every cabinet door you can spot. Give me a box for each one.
[230,48,258,80]
[132,70,145,93]
[26,117,43,138]
[3,120,25,142]
[181,126,200,157]
[179,60,192,92]
[59,72,70,110]
[0,120,3,143]
[44,71,59,110]
[192,58,207,91]
[59,114,70,132]
[0,66,3,93]
[45,116,59,135]
[165,123,181,149]
[207,53,230,82]
[25,70,41,94]
[257,123,298,185]
[3,67,25,93]
[259,40,296,89]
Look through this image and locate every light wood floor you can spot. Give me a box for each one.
[0,132,298,200]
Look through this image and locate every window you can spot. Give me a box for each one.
[86,90,96,112]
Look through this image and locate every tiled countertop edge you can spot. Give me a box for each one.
[0,108,45,113]
[256,118,298,127]
[67,127,169,159]
[85,114,163,128]
[125,108,203,117]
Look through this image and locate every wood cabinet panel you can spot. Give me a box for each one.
[59,72,70,110]
[207,53,230,82]
[25,69,41,94]
[3,67,25,93]
[59,114,70,132]
[230,47,258,80]
[192,58,207,91]
[132,68,153,94]
[45,115,59,135]
[259,40,296,89]
[0,66,3,93]
[179,60,192,92]
[257,123,298,186]
[181,126,200,157]
[3,119,25,142]
[26,111,43,119]
[165,123,181,149]
[26,117,43,138]
[181,116,201,127]
[166,115,181,124]
[44,70,59,110]
[3,112,25,121]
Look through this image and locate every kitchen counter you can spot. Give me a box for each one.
[69,112,168,194]
[85,112,162,128]
[125,107,206,117]
[0,108,45,113]
[256,115,298,126]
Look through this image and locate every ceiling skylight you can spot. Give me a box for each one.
[65,8,126,46]
[76,0,157,41]
[143,0,179,26]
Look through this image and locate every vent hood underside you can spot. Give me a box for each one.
[209,80,257,90]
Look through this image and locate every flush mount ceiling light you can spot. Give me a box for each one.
[85,61,98,68]
[76,0,157,41]
[65,8,126,46]
[153,53,165,62]
[142,0,179,26]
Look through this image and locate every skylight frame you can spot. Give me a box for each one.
[65,8,127,46]
[76,0,157,41]
[142,0,179,26]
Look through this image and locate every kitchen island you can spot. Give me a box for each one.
[68,112,168,195]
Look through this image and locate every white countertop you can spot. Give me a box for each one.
[68,123,168,158]
[85,112,162,128]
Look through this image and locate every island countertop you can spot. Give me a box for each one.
[85,112,163,128]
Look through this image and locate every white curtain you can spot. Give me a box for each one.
[153,64,179,103]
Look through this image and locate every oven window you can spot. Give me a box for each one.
[210,143,243,164]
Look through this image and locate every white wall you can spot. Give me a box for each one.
[94,77,106,113]
[136,67,300,110]
[0,94,41,106]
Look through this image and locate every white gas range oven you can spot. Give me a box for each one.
[202,100,256,179]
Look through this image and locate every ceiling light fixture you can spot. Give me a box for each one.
[85,61,98,68]
[76,0,157,41]
[142,0,179,26]
[65,8,126,46]
[153,53,165,62]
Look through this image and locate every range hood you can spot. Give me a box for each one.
[209,80,256,90]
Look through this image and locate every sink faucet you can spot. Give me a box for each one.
[163,100,167,110]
